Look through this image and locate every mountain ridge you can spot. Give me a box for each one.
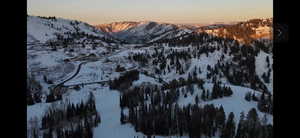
[95,18,273,44]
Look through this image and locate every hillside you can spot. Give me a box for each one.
[27,16,122,44]
[197,18,273,44]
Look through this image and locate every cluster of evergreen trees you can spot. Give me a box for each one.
[244,91,273,115]
[161,75,204,91]
[129,53,150,66]
[253,40,273,54]
[122,101,272,138]
[115,65,126,72]
[244,91,259,102]
[27,75,42,105]
[41,92,100,134]
[257,92,273,114]
[38,16,57,21]
[120,85,180,109]
[48,28,120,51]
[43,120,95,138]
[119,78,234,111]
[128,47,194,75]
[261,57,272,84]
[118,76,233,110]
[211,82,233,99]
[45,85,68,103]
[117,77,271,138]
[46,92,62,103]
[151,32,228,47]
[132,32,270,95]
[27,89,42,105]
[123,103,228,137]
[235,109,273,138]
[261,70,271,84]
[208,44,269,93]
[109,70,139,90]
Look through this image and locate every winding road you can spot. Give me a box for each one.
[51,48,126,94]
[52,61,88,91]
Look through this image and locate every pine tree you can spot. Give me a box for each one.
[211,83,219,99]
[206,90,210,100]
[195,95,199,104]
[247,108,260,138]
[94,112,101,126]
[223,86,233,96]
[257,92,271,113]
[266,56,270,67]
[216,106,226,129]
[245,92,252,101]
[199,67,202,74]
[235,112,245,138]
[261,114,268,126]
[252,92,258,101]
[201,90,206,101]
[221,112,236,138]
[120,109,126,124]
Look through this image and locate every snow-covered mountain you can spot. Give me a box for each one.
[196,18,273,44]
[96,21,193,44]
[95,18,272,45]
[95,21,140,33]
[27,16,122,44]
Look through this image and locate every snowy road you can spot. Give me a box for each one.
[53,48,126,89]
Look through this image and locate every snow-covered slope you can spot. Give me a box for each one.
[27,16,118,43]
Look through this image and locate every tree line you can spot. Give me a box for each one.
[41,92,101,138]
[109,70,139,90]
[27,74,42,105]
[245,91,273,115]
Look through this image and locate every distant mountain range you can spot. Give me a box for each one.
[27,15,272,45]
[95,18,273,44]
[95,21,193,44]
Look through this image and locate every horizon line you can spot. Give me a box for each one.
[28,14,273,26]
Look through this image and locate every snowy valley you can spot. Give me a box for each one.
[27,15,273,138]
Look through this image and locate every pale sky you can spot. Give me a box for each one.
[27,0,273,25]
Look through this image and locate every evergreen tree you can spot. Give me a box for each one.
[216,106,226,129]
[221,112,236,138]
[120,109,126,124]
[245,92,252,101]
[246,108,260,138]
[235,112,245,138]
[201,90,206,101]
[195,95,199,104]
